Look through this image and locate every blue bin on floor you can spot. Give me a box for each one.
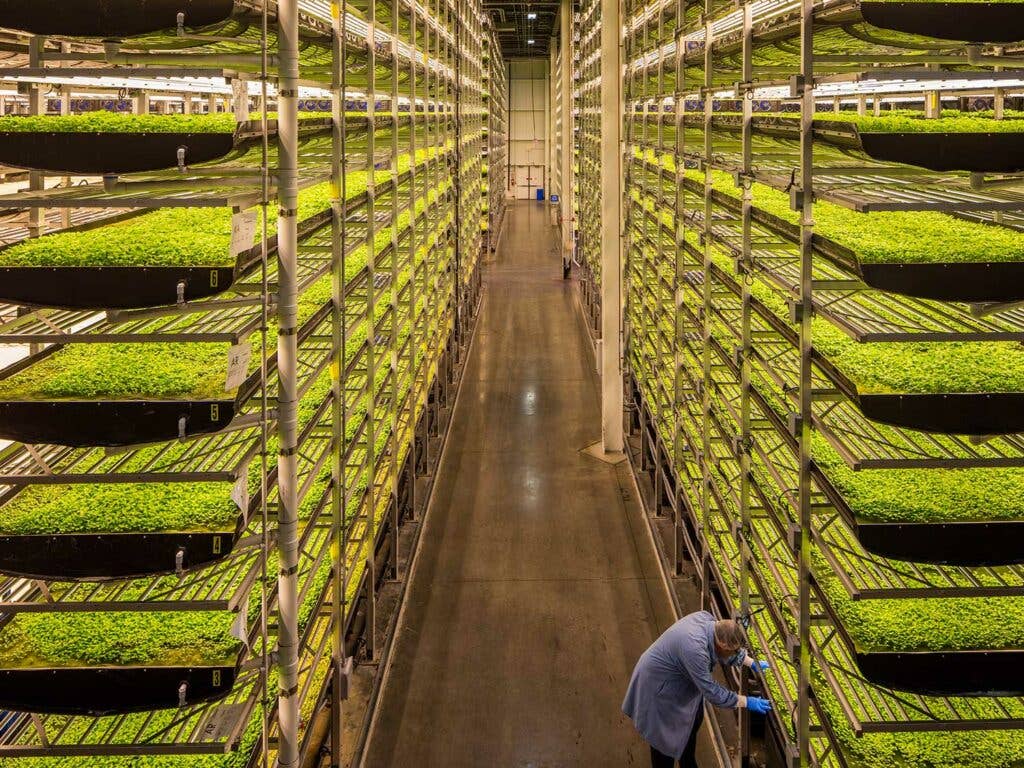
[536,188,545,201]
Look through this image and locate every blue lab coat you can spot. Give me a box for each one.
[622,611,743,758]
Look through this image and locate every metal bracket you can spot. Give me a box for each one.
[789,186,805,212]
[788,74,805,99]
[787,298,805,324]
[785,631,801,662]
[786,521,801,553]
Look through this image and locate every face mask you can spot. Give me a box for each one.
[720,650,742,667]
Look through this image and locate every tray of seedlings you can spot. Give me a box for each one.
[0,137,430,312]
[0,113,333,175]
[0,179,452,580]
[698,111,1024,173]
[646,201,1024,567]
[687,167,1024,304]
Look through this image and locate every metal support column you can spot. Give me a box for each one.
[363,0,380,661]
[737,2,754,764]
[797,0,814,764]
[599,0,624,453]
[560,0,574,272]
[329,0,349,761]
[671,0,686,577]
[699,0,714,610]
[389,0,402,579]
[26,37,44,239]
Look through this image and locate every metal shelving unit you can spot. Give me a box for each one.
[484,20,507,250]
[0,0,494,763]
[573,0,601,338]
[599,1,1024,767]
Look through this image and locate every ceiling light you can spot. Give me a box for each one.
[527,12,537,19]
[527,38,535,44]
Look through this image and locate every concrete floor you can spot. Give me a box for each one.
[362,201,676,768]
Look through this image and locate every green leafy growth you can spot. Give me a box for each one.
[0,134,427,269]
[0,182,453,538]
[813,435,1024,523]
[0,113,239,134]
[692,165,1024,265]
[739,262,1024,396]
[0,111,333,134]
[0,482,238,535]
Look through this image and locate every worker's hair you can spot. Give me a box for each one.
[714,619,746,652]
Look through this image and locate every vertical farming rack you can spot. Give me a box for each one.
[574,0,602,339]
[484,19,508,250]
[0,0,498,765]
[572,0,1024,766]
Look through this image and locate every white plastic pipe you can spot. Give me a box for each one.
[600,0,623,452]
[276,0,301,763]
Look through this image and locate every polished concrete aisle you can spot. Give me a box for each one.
[362,201,676,767]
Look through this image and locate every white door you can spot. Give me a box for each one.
[514,165,545,200]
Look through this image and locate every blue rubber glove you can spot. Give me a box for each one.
[747,696,772,715]
[751,659,769,673]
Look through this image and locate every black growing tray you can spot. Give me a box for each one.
[854,517,1024,566]
[0,264,240,310]
[0,529,242,581]
[0,201,334,311]
[857,260,1024,304]
[726,271,1024,436]
[0,397,240,447]
[856,131,1024,174]
[811,461,1024,566]
[0,343,246,447]
[855,391,1024,435]
[752,116,1024,174]
[810,350,1024,435]
[812,119,1024,173]
[0,0,236,37]
[854,648,1024,697]
[859,1,1024,44]
[692,157,1024,305]
[0,132,236,175]
[742,189,1024,304]
[0,662,237,716]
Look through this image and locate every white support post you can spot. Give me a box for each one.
[560,0,573,270]
[27,36,44,239]
[59,87,71,228]
[232,78,249,122]
[543,59,551,199]
[600,0,623,453]
[550,41,558,209]
[275,0,301,763]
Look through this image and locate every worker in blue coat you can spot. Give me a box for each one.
[623,611,772,768]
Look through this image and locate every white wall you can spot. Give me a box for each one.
[508,59,549,200]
